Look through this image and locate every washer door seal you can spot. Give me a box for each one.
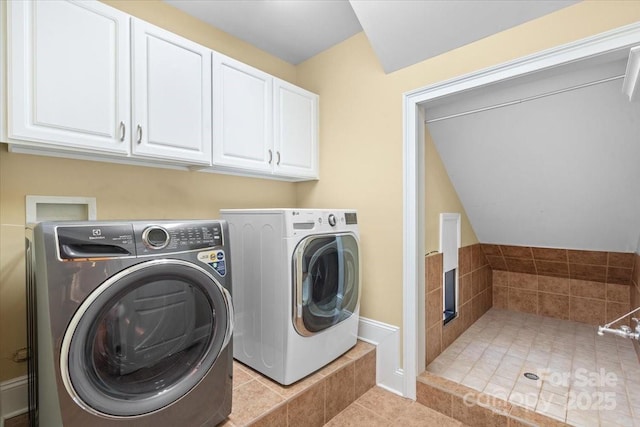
[60,259,233,418]
[292,233,360,336]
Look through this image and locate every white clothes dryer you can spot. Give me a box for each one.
[220,209,360,385]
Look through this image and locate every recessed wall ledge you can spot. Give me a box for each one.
[622,45,640,101]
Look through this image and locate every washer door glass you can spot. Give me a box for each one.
[293,233,359,336]
[61,259,232,418]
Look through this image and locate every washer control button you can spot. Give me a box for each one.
[142,226,170,249]
[328,214,337,227]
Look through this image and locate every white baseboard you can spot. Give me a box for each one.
[1,375,27,425]
[357,317,404,396]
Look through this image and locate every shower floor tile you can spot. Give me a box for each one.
[425,308,640,427]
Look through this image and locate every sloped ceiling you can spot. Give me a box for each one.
[349,0,577,73]
[164,0,362,64]
[164,0,576,73]
[426,51,640,252]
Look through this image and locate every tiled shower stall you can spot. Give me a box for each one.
[421,245,640,426]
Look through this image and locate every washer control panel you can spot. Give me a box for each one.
[137,222,223,254]
[55,221,226,260]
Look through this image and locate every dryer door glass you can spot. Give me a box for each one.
[61,260,232,418]
[293,233,359,336]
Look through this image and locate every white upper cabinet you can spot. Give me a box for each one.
[212,54,273,173]
[7,0,130,154]
[131,19,212,165]
[212,55,319,180]
[4,0,318,179]
[274,80,319,179]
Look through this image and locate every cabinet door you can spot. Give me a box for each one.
[132,19,212,165]
[212,54,273,173]
[273,80,319,179]
[8,0,130,154]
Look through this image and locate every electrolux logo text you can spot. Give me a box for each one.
[89,228,105,240]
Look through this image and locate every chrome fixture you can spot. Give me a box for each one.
[598,307,640,340]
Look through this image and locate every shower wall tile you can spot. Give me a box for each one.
[426,253,443,293]
[538,276,570,295]
[493,286,508,309]
[508,272,537,290]
[484,244,636,326]
[569,264,607,283]
[570,297,606,325]
[535,260,569,277]
[459,246,471,276]
[567,250,608,265]
[609,252,635,268]
[538,293,569,320]
[570,280,606,300]
[489,248,631,327]
[486,255,507,270]
[500,245,533,258]
[532,247,567,262]
[472,244,488,271]
[508,288,538,314]
[481,244,634,286]
[493,270,508,286]
[426,324,442,365]
[606,283,630,303]
[424,244,491,366]
[459,274,472,305]
[607,266,633,285]
[427,288,443,329]
[481,244,502,256]
[504,258,537,274]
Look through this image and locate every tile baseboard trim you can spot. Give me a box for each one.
[1,375,27,425]
[358,316,404,396]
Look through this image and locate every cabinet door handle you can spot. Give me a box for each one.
[277,151,281,165]
[136,125,142,144]
[119,121,126,142]
[268,149,273,164]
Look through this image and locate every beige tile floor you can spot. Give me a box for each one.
[427,308,640,427]
[326,386,466,427]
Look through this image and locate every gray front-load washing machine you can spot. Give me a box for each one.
[26,220,234,426]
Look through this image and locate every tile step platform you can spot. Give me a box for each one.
[222,340,377,427]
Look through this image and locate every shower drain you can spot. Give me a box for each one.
[523,372,540,381]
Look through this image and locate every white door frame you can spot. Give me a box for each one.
[401,22,640,399]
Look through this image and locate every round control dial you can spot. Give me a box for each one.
[142,226,170,249]
[328,214,337,227]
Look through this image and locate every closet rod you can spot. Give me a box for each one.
[425,74,625,124]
